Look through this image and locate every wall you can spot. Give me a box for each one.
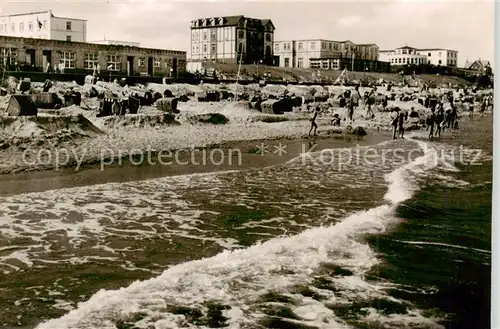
[190,26,237,61]
[50,17,86,42]
[417,49,457,67]
[0,36,186,76]
[0,12,52,39]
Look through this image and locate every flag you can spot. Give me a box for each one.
[37,18,43,29]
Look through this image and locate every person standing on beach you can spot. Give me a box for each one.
[426,108,436,140]
[390,109,399,140]
[308,106,320,137]
[435,106,444,138]
[348,86,361,122]
[398,111,405,139]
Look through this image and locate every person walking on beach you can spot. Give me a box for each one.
[308,106,320,137]
[364,87,375,119]
[426,108,437,140]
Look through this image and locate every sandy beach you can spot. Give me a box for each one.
[1,80,486,178]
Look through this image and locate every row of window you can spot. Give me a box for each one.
[1,49,170,70]
[192,29,271,42]
[275,42,373,54]
[396,50,457,58]
[0,21,74,33]
[390,57,426,65]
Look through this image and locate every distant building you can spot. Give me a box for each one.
[189,15,275,65]
[463,59,491,74]
[91,40,141,47]
[379,46,427,66]
[381,46,458,67]
[273,39,381,71]
[0,10,87,42]
[0,35,186,77]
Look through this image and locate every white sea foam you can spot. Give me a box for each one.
[34,138,446,329]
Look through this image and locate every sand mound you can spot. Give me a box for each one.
[101,113,180,128]
[182,113,229,125]
[0,114,103,149]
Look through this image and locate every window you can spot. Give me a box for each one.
[274,44,279,52]
[154,58,161,68]
[11,23,15,32]
[107,55,121,71]
[61,51,76,68]
[265,45,271,56]
[238,30,244,39]
[0,48,18,66]
[428,52,431,57]
[43,20,47,29]
[203,44,207,52]
[310,42,315,50]
[265,33,271,42]
[438,52,441,57]
[66,21,72,31]
[402,49,407,55]
[284,57,290,67]
[322,61,329,69]
[297,57,303,68]
[28,21,33,31]
[322,42,326,49]
[329,43,332,49]
[66,36,71,42]
[203,32,207,40]
[19,22,24,32]
[298,42,303,50]
[398,58,401,64]
[438,59,442,65]
[285,43,290,50]
[84,53,99,69]
[211,44,216,52]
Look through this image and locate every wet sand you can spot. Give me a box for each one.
[0,131,391,196]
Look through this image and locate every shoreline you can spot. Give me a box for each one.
[0,129,391,196]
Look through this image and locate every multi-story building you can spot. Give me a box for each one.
[0,35,186,77]
[0,10,87,42]
[379,46,427,66]
[189,15,275,65]
[273,39,380,71]
[418,48,458,67]
[380,46,458,67]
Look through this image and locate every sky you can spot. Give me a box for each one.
[0,0,494,67]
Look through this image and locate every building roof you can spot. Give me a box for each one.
[464,60,491,70]
[418,48,457,52]
[0,10,87,21]
[191,15,274,30]
[395,45,417,50]
[0,10,51,17]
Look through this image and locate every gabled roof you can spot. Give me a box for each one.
[464,60,491,70]
[396,45,417,50]
[190,15,273,30]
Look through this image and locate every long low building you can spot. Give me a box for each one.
[0,35,186,77]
